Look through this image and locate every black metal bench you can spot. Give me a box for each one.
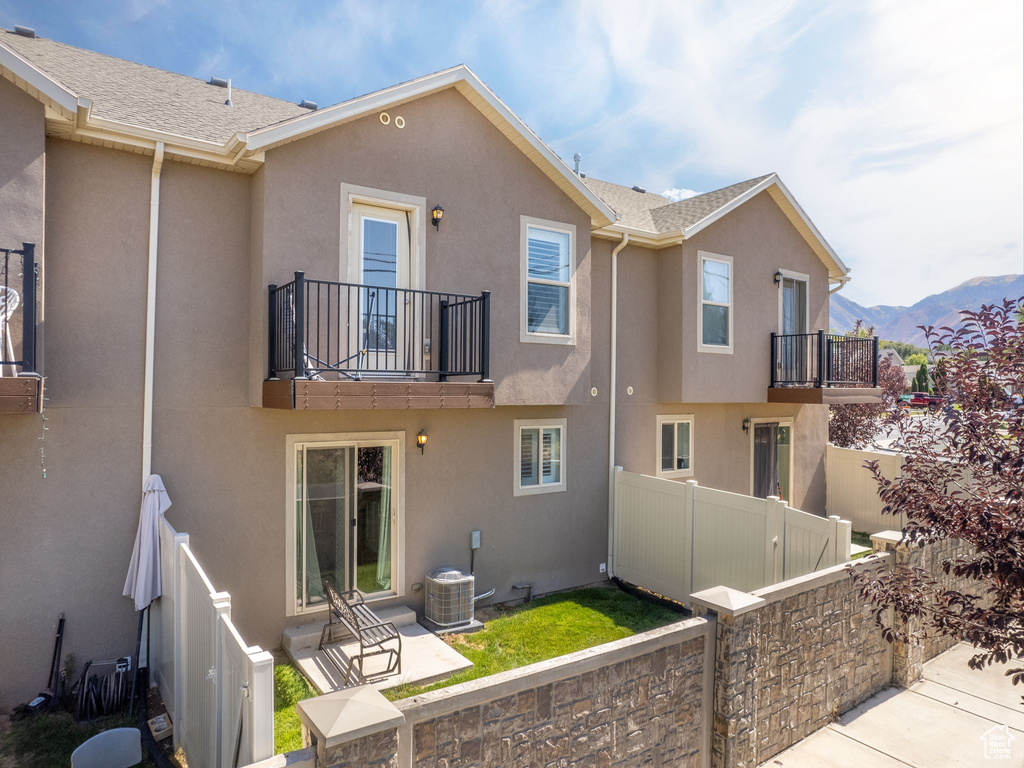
[318,580,401,682]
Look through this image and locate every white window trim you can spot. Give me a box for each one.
[697,251,734,354]
[520,215,576,345]
[341,183,426,290]
[656,414,695,479]
[513,417,568,496]
[776,268,811,334]
[747,417,794,502]
[284,430,406,617]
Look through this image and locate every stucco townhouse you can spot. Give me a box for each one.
[0,27,880,706]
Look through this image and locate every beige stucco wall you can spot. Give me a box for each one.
[0,139,151,707]
[677,191,830,403]
[257,87,594,407]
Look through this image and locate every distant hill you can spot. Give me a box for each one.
[831,274,1024,346]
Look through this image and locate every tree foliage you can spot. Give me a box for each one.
[904,352,928,367]
[828,356,907,448]
[911,363,930,393]
[880,339,931,361]
[852,297,1024,694]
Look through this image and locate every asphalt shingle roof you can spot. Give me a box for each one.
[583,174,774,234]
[2,29,308,144]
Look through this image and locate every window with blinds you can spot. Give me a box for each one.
[514,419,566,495]
[656,415,694,478]
[521,219,574,342]
[699,253,733,351]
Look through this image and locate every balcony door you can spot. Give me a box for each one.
[354,204,411,373]
[752,420,793,503]
[295,440,398,613]
[778,273,809,384]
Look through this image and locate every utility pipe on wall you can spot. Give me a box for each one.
[606,233,629,579]
[141,142,164,484]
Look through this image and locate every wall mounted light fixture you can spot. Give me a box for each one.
[742,418,751,433]
[417,430,428,454]
[431,205,444,230]
[773,270,783,285]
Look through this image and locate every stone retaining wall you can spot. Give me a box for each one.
[396,618,713,768]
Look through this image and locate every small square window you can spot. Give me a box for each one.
[515,419,567,495]
[657,416,694,478]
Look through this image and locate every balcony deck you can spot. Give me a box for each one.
[263,379,494,410]
[0,376,43,414]
[768,330,882,404]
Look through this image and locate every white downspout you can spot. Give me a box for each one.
[141,142,164,484]
[607,233,629,579]
[829,276,850,295]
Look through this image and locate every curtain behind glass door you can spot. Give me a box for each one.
[300,446,353,609]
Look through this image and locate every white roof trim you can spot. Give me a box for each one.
[245,65,615,226]
[0,37,80,117]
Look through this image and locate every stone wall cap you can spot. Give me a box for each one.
[870,530,904,546]
[689,585,766,616]
[297,685,405,748]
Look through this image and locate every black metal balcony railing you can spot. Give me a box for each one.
[1,242,38,375]
[770,330,878,388]
[268,271,490,381]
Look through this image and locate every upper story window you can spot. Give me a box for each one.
[657,415,694,478]
[514,418,567,495]
[521,217,575,345]
[698,251,733,353]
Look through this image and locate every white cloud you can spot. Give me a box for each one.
[662,188,699,202]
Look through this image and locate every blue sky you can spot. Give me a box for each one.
[2,0,1022,306]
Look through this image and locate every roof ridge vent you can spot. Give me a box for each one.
[298,99,318,110]
[631,185,647,194]
[13,25,36,38]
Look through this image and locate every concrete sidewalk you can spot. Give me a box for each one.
[763,644,1024,767]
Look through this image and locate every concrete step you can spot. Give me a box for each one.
[282,604,418,652]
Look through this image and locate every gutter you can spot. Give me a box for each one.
[606,232,629,579]
[141,142,164,483]
[829,276,851,294]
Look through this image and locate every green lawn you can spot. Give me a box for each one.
[0,712,164,768]
[851,530,873,559]
[383,586,682,701]
[274,662,317,755]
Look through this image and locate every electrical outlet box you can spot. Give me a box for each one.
[471,530,481,550]
[599,562,607,574]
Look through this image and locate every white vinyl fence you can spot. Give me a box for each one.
[613,469,851,604]
[150,517,274,768]
[825,444,905,534]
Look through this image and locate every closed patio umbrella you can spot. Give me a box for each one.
[123,474,171,610]
[123,474,171,715]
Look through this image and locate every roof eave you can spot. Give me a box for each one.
[0,37,79,118]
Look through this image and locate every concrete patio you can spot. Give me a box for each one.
[763,643,1023,767]
[282,606,473,694]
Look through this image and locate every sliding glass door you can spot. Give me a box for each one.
[294,440,397,612]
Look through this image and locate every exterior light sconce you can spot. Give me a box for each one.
[742,418,751,433]
[431,205,444,230]
[417,430,428,454]
[773,270,783,285]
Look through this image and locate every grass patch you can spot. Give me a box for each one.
[384,586,680,701]
[0,711,161,768]
[851,530,873,559]
[274,662,317,755]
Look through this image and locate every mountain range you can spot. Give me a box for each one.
[831,274,1024,346]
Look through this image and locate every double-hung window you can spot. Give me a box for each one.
[698,252,733,352]
[521,217,575,343]
[515,418,566,495]
[657,415,694,478]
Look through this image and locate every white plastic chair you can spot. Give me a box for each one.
[0,286,18,378]
[70,727,142,768]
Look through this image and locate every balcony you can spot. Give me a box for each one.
[768,331,882,404]
[0,243,42,414]
[263,272,494,410]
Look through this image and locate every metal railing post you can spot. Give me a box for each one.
[816,329,825,387]
[21,243,36,373]
[438,299,449,381]
[267,284,277,379]
[293,271,306,379]
[480,291,491,382]
[872,336,879,387]
[769,332,777,387]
